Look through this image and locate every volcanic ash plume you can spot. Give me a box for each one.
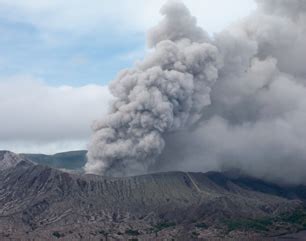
[85,1,221,176]
[153,0,306,185]
[87,0,306,184]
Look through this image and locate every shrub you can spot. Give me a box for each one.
[52,231,64,238]
[154,221,176,231]
[195,223,208,229]
[225,218,272,232]
[125,229,140,236]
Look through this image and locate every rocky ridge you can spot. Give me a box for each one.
[0,151,306,240]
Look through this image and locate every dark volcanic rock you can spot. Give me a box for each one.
[0,152,306,240]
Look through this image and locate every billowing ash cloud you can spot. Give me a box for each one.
[85,1,221,176]
[87,0,306,184]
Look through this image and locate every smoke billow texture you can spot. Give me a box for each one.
[86,1,221,176]
[87,0,306,184]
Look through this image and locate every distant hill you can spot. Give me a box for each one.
[1,151,306,240]
[20,150,87,170]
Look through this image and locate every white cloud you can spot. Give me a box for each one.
[0,75,112,153]
[0,0,256,34]
[0,140,87,154]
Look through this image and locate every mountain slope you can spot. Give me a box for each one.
[0,151,306,240]
[21,150,87,170]
[0,150,33,170]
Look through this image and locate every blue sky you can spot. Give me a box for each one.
[0,17,146,86]
[0,0,256,153]
[0,0,255,86]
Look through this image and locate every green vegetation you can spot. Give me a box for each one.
[52,231,65,238]
[125,229,140,236]
[148,221,176,236]
[195,222,208,229]
[279,208,306,229]
[154,221,176,231]
[225,218,272,232]
[225,208,306,233]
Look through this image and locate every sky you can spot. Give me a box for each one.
[0,0,256,154]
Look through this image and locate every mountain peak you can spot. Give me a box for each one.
[0,150,32,170]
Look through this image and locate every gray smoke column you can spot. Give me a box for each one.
[153,0,306,185]
[87,0,306,184]
[85,1,221,176]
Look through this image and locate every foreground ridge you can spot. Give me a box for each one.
[1,152,306,240]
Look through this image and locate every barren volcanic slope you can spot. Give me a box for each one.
[1,151,306,240]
